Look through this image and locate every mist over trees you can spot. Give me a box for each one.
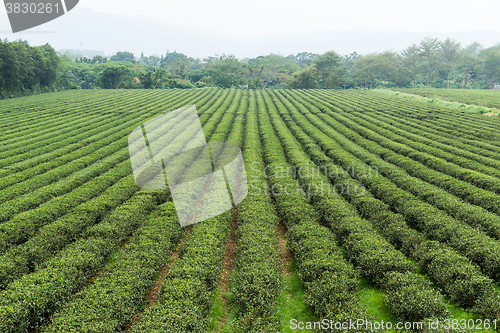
[1,37,499,98]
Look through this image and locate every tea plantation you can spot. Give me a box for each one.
[1,89,500,332]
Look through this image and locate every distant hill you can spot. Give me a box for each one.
[1,7,499,59]
[58,49,106,60]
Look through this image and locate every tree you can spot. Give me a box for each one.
[138,70,154,89]
[75,57,91,64]
[390,55,410,88]
[161,51,188,68]
[288,65,319,89]
[293,52,318,67]
[440,38,462,88]
[0,39,61,97]
[0,57,3,90]
[37,43,60,88]
[202,54,247,87]
[214,72,243,88]
[258,66,278,88]
[344,52,358,70]
[419,37,441,88]
[170,58,189,79]
[401,44,421,88]
[153,68,169,88]
[246,54,300,88]
[143,56,160,67]
[458,43,482,89]
[97,64,133,89]
[351,54,379,88]
[110,51,135,63]
[481,45,500,88]
[313,51,347,88]
[0,40,23,94]
[91,55,107,64]
[188,69,209,83]
[374,51,398,87]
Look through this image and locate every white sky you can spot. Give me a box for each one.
[1,0,499,57]
[2,0,495,37]
[74,0,500,36]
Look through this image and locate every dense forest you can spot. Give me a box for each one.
[1,37,499,98]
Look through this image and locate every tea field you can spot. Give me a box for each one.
[1,89,500,332]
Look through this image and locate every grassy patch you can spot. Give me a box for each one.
[374,89,500,116]
[277,261,316,333]
[209,287,227,332]
[210,268,240,333]
[358,277,399,332]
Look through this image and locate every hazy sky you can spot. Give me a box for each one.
[0,0,499,58]
[2,0,498,37]
[70,0,500,36]
[79,0,500,36]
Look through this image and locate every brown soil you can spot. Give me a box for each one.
[211,208,238,333]
[147,225,192,306]
[124,225,192,332]
[220,208,238,293]
[483,113,498,117]
[276,221,292,276]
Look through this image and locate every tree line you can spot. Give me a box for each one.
[0,39,60,99]
[1,37,499,98]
